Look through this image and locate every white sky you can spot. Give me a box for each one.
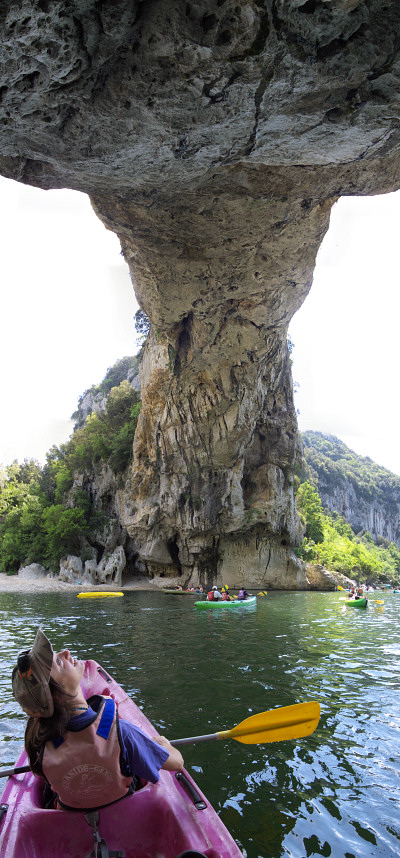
[0,176,139,466]
[0,175,399,476]
[290,190,400,477]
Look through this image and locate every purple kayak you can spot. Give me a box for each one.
[0,659,243,858]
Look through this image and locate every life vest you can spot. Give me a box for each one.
[42,696,133,810]
[207,590,215,601]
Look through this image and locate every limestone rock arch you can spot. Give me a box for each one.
[1,1,399,585]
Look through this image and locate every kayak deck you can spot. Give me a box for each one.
[77,592,124,598]
[345,597,368,608]
[0,660,243,858]
[195,596,257,609]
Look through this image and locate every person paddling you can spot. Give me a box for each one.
[207,586,222,601]
[11,629,183,810]
[237,587,249,601]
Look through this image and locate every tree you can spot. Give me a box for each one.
[97,356,139,395]
[296,482,325,544]
[42,505,87,568]
[105,381,138,431]
[135,309,150,344]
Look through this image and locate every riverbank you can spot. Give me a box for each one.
[0,573,159,593]
[0,568,355,594]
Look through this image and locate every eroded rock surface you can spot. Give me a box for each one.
[306,563,337,591]
[18,563,48,580]
[1,1,400,586]
[59,547,126,587]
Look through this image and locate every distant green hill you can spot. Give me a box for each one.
[300,431,400,542]
[297,431,400,584]
[301,431,400,509]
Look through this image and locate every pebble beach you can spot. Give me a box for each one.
[0,572,158,593]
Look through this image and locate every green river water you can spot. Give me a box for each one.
[0,589,399,858]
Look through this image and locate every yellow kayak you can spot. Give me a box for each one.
[77,592,124,598]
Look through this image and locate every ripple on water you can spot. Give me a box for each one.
[0,590,399,858]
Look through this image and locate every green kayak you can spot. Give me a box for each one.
[345,597,368,608]
[195,596,257,609]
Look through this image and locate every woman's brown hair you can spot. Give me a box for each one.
[12,667,75,775]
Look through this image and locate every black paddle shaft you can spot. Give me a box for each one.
[0,765,30,779]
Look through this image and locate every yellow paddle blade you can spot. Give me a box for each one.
[375,600,384,604]
[337,585,345,591]
[257,591,268,596]
[218,701,320,745]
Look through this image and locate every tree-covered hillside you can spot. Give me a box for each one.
[297,432,400,585]
[0,360,141,574]
[72,355,140,430]
[301,431,400,509]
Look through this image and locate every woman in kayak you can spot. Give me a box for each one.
[237,587,249,601]
[11,629,184,810]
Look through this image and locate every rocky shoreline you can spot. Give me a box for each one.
[0,565,354,594]
[0,573,159,593]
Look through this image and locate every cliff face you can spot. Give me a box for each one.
[302,432,400,548]
[320,483,400,546]
[1,2,400,586]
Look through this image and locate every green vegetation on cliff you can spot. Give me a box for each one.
[1,364,399,585]
[0,364,141,574]
[297,433,400,584]
[72,355,140,429]
[301,430,400,508]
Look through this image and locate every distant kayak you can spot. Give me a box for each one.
[77,592,124,598]
[195,597,257,609]
[162,589,199,595]
[345,597,368,609]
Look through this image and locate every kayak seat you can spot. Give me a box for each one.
[7,776,226,858]
[85,809,125,858]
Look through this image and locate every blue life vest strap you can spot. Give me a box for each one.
[96,697,115,740]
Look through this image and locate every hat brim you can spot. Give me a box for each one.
[12,629,54,718]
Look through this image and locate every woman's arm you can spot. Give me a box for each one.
[154,735,184,772]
